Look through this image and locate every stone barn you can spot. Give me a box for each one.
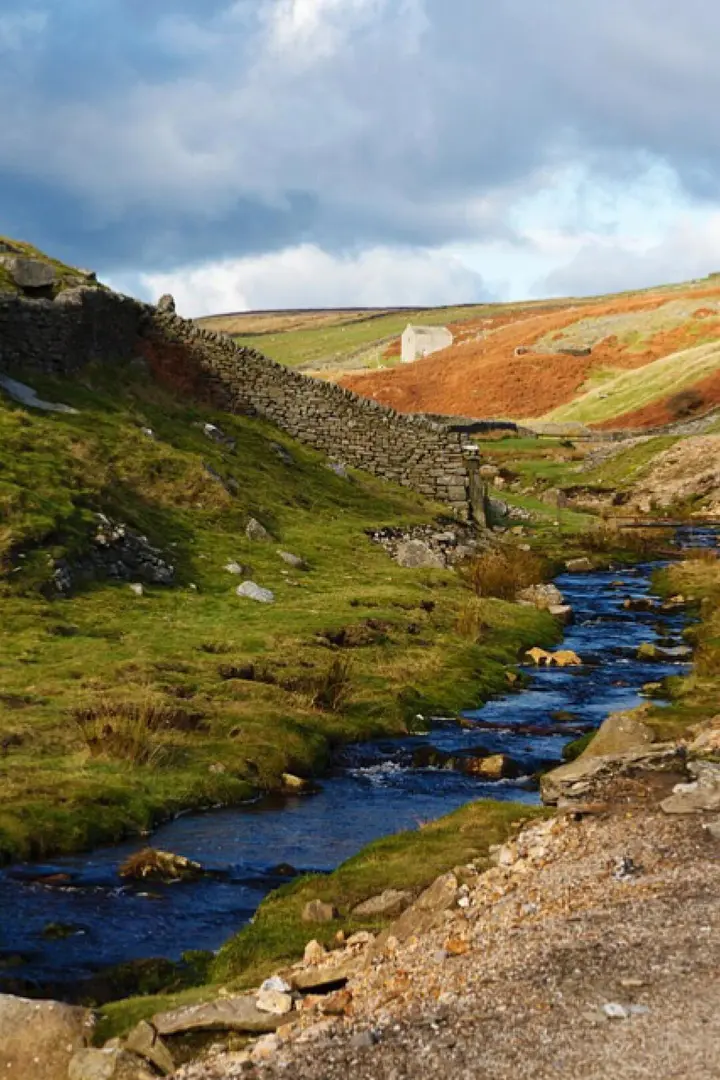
[401,324,453,364]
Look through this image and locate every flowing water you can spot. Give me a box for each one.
[0,526,715,998]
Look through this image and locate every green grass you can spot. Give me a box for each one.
[544,341,720,424]
[0,363,558,863]
[97,796,548,1040]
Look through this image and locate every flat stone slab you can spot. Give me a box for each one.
[152,996,283,1036]
[0,254,56,288]
[0,374,78,414]
[290,955,364,992]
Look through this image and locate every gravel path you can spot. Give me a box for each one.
[178,785,720,1080]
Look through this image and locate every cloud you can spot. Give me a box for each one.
[0,10,47,53]
[4,0,720,303]
[110,242,491,316]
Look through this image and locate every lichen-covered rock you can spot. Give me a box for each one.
[246,517,271,542]
[0,255,56,290]
[302,899,338,923]
[236,581,275,603]
[352,889,413,919]
[152,996,284,1036]
[0,994,94,1080]
[68,1048,155,1080]
[395,539,446,569]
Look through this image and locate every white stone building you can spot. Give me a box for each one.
[401,324,453,364]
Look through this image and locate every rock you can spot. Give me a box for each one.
[245,517,271,542]
[517,583,564,610]
[395,539,446,570]
[0,255,56,290]
[224,561,246,575]
[236,581,275,603]
[689,717,720,755]
[256,990,293,1016]
[321,989,353,1015]
[278,550,307,569]
[549,604,574,624]
[119,848,204,882]
[541,744,680,804]
[152,996,283,1036]
[124,1021,175,1075]
[292,954,363,991]
[350,1030,378,1051]
[637,642,693,662]
[327,462,349,479]
[467,753,522,780]
[485,496,509,525]
[526,647,582,667]
[303,940,327,965]
[624,597,659,612]
[346,931,375,947]
[661,761,720,814]
[565,557,593,572]
[68,1048,155,1080]
[129,583,144,597]
[156,294,176,313]
[250,1034,282,1064]
[281,772,313,793]
[376,873,459,948]
[603,1002,630,1020]
[0,994,94,1080]
[260,976,292,994]
[584,710,656,757]
[302,899,338,923]
[352,889,413,919]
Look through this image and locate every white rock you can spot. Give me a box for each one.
[260,976,292,994]
[129,583,144,597]
[236,581,275,604]
[303,939,327,965]
[603,1002,630,1020]
[250,1033,282,1064]
[255,990,293,1016]
[225,561,245,575]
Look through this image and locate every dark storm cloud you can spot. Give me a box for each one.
[2,0,719,275]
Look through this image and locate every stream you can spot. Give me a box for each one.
[1,526,715,1000]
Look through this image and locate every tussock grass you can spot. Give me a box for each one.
[461,548,545,601]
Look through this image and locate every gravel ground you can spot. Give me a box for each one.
[176,783,720,1080]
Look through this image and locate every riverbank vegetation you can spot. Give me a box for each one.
[0,365,559,864]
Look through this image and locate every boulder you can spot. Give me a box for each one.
[68,1048,155,1080]
[0,994,94,1080]
[255,990,293,1016]
[661,761,720,815]
[395,540,445,569]
[278,550,307,569]
[485,497,510,525]
[517,583,564,610]
[152,996,283,1036]
[124,1021,175,1075]
[281,772,314,793]
[291,954,363,992]
[465,752,522,780]
[352,889,413,919]
[624,597,658,612]
[549,604,574,624]
[541,743,679,804]
[156,294,176,313]
[302,899,338,923]
[689,716,720,756]
[584,710,656,757]
[236,581,275,603]
[0,255,56,289]
[246,517,271,542]
[637,642,693,663]
[119,848,203,882]
[378,872,459,947]
[565,557,593,572]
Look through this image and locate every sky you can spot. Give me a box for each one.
[2,0,720,315]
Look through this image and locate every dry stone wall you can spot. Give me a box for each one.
[144,310,482,520]
[0,286,482,521]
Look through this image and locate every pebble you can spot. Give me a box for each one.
[603,1002,630,1020]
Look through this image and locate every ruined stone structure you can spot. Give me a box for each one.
[0,287,483,522]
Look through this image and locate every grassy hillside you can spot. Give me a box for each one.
[0,362,556,864]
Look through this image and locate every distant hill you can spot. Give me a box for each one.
[200,276,720,431]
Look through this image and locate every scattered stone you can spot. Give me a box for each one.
[395,539,446,570]
[124,1020,175,1075]
[327,462,350,479]
[260,976,292,994]
[303,940,327,965]
[603,1002,630,1020]
[236,581,275,604]
[624,597,659,612]
[292,955,363,992]
[526,647,582,667]
[565,557,593,572]
[129,583,144,597]
[352,889,413,919]
[250,1034,282,1064]
[68,1048,155,1080]
[224,562,246,575]
[245,517,271,542]
[278,550,307,569]
[549,604,574,624]
[320,989,353,1015]
[517,583,565,610]
[281,772,314,793]
[256,990,293,1016]
[302,899,338,923]
[0,994,94,1080]
[346,931,375,947]
[637,642,693,662]
[152,996,283,1036]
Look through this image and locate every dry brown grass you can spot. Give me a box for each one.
[461,548,545,601]
[454,599,490,640]
[310,657,353,712]
[71,695,200,765]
